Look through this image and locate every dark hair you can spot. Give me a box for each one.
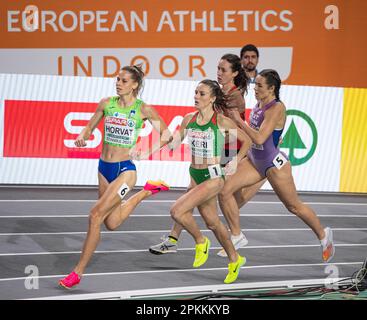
[121,64,145,96]
[240,44,259,59]
[259,69,281,101]
[199,79,226,113]
[220,53,249,94]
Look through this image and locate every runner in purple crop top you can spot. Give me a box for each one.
[218,69,335,264]
[247,98,288,177]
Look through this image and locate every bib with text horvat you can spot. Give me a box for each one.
[103,97,144,148]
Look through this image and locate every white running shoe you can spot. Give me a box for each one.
[321,227,335,263]
[149,236,178,254]
[217,232,249,257]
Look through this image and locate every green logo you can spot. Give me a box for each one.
[280,109,318,166]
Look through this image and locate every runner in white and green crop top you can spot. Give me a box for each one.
[186,111,225,184]
[168,79,252,284]
[59,65,173,289]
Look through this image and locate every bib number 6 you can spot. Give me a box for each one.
[117,183,130,200]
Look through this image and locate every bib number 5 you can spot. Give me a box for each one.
[272,152,288,170]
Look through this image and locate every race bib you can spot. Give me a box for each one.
[272,152,288,170]
[105,116,136,147]
[208,164,223,179]
[187,129,214,158]
[117,183,130,200]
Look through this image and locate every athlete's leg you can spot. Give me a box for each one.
[235,179,267,209]
[266,162,325,240]
[149,186,192,254]
[97,172,109,199]
[170,178,224,245]
[198,197,238,263]
[219,158,263,236]
[104,179,169,230]
[73,170,137,276]
[169,222,184,239]
[198,196,246,283]
[165,186,194,240]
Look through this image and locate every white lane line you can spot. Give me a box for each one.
[0,228,366,236]
[0,215,89,218]
[0,199,366,206]
[0,243,366,257]
[0,261,363,282]
[0,214,366,218]
[30,277,354,300]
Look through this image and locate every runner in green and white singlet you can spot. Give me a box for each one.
[169,79,252,284]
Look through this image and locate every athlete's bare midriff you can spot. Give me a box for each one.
[101,143,131,162]
[190,156,222,169]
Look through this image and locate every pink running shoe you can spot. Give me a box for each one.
[143,180,170,195]
[59,271,81,289]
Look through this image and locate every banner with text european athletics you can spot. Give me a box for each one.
[0,0,366,88]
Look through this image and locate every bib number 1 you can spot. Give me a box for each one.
[208,164,223,179]
[272,152,288,170]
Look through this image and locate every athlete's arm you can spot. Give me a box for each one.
[74,97,108,147]
[139,104,173,158]
[243,102,285,145]
[168,112,196,150]
[224,108,246,130]
[218,114,251,174]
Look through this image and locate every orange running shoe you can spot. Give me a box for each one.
[143,180,170,195]
[59,271,81,289]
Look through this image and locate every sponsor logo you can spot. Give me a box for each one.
[106,116,128,126]
[280,109,318,166]
[127,119,135,127]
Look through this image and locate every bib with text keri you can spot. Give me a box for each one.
[103,97,144,148]
[186,112,224,159]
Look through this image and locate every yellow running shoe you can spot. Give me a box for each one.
[193,237,211,268]
[224,255,246,284]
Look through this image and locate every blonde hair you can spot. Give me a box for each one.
[121,64,145,96]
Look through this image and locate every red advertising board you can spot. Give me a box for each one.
[3,99,194,159]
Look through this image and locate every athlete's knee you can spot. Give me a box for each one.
[89,206,106,225]
[104,220,118,231]
[170,204,182,222]
[285,202,302,216]
[240,188,253,204]
[205,217,221,232]
[219,184,232,202]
